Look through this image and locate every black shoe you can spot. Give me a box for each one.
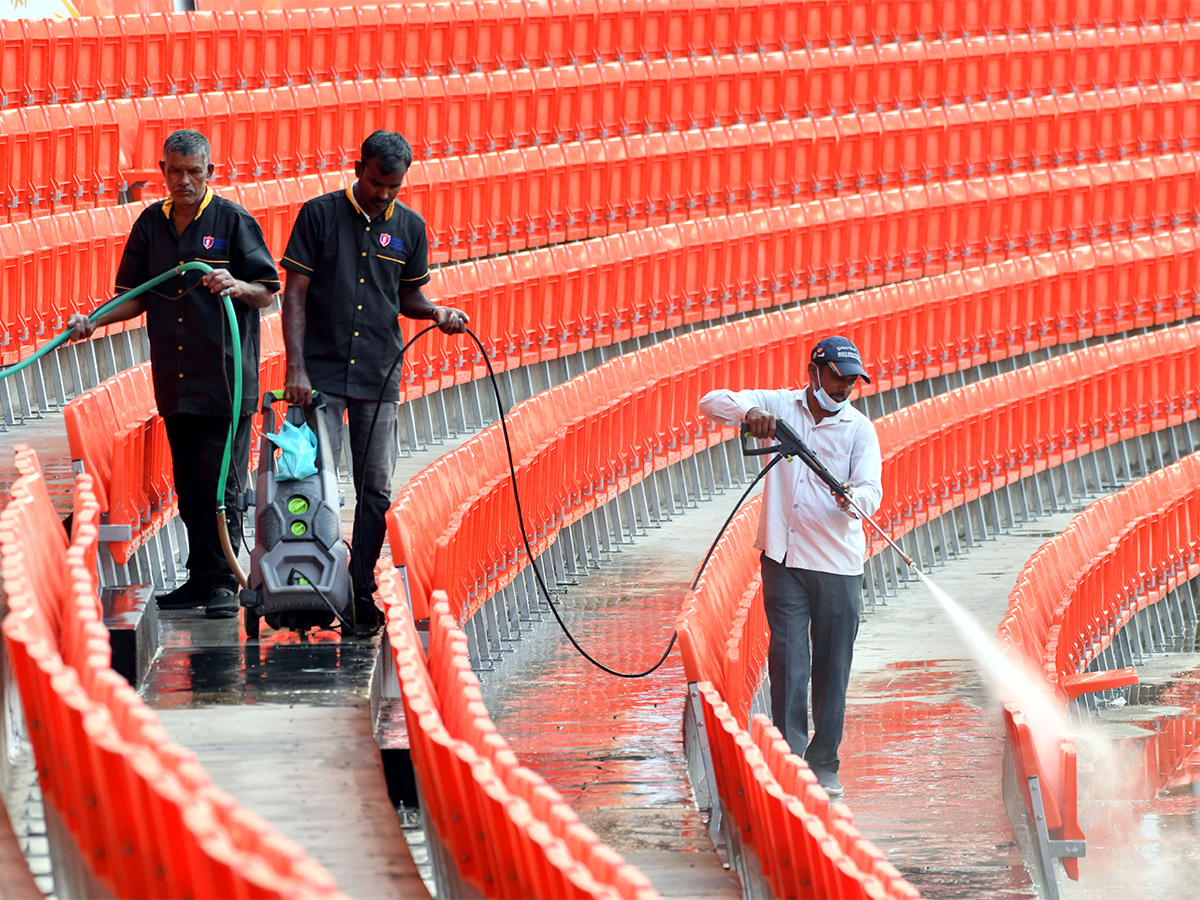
[205,588,240,619]
[349,599,385,635]
[157,581,204,610]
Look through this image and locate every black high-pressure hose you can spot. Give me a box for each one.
[359,324,780,679]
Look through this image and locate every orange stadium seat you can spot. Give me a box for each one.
[1,451,340,898]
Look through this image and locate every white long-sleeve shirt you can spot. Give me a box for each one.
[698,388,883,576]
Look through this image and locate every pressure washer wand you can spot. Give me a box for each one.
[740,419,916,570]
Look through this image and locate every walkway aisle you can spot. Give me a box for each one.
[841,512,1080,900]
[0,413,75,515]
[142,484,430,899]
[476,491,747,900]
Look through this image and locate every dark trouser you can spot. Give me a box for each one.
[318,394,398,601]
[760,554,863,773]
[164,412,253,594]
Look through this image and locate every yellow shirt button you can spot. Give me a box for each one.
[178,317,183,323]
[177,345,183,351]
[366,227,371,232]
[361,252,366,257]
[354,331,359,337]
[357,305,362,310]
[350,359,355,364]
[359,278,364,283]
[177,289,183,294]
[178,373,184,378]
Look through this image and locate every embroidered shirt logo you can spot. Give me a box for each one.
[379,234,391,247]
[202,236,229,251]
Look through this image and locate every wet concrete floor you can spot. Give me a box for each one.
[143,613,430,899]
[0,413,76,516]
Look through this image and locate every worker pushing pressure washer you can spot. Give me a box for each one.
[280,131,469,631]
[698,336,883,800]
[67,129,281,621]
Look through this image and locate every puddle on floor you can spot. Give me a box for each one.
[1062,656,1200,897]
[143,612,378,708]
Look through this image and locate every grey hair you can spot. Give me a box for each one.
[162,129,211,163]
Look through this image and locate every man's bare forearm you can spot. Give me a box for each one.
[398,288,438,320]
[281,272,310,366]
[237,282,276,309]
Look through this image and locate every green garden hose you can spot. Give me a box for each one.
[0,261,249,587]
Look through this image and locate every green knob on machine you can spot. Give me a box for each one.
[291,521,307,536]
[287,496,309,515]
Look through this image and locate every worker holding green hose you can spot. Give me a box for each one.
[67,130,280,620]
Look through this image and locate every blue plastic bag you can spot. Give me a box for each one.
[266,420,318,481]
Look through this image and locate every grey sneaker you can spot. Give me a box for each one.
[814,769,844,799]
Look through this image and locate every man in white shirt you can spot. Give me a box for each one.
[698,335,883,799]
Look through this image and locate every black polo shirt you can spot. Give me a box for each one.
[115,188,280,417]
[281,185,432,400]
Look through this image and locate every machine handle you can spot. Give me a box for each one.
[740,419,849,498]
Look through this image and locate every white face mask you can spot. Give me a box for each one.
[814,385,850,413]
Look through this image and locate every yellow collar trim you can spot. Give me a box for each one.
[345,184,364,217]
[163,185,215,219]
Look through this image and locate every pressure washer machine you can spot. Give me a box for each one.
[239,391,351,638]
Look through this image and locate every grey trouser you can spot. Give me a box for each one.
[760,554,863,773]
[318,394,398,600]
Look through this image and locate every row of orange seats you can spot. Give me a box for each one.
[63,363,172,566]
[873,322,1200,555]
[386,224,1200,620]
[1001,707,1085,880]
[426,151,1200,380]
[19,0,1186,110]
[995,441,1200,884]
[7,21,1199,222]
[8,87,1197,355]
[1000,450,1200,695]
[681,507,770,722]
[402,81,1200,263]
[2,0,824,108]
[9,135,1200,372]
[62,314,286,566]
[0,448,341,899]
[701,686,920,899]
[379,574,658,900]
[193,0,1200,46]
[1054,464,1200,669]
[0,203,141,363]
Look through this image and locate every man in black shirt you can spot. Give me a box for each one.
[281,131,468,628]
[69,129,280,619]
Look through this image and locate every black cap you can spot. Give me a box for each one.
[811,335,871,383]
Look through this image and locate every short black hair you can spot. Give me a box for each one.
[361,130,413,175]
[162,129,211,163]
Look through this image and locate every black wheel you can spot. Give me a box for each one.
[245,609,260,639]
